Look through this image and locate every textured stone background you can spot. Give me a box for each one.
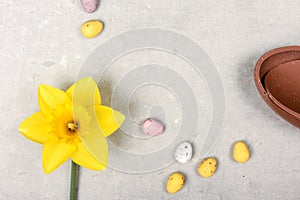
[1,0,300,199]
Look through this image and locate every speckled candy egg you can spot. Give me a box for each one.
[166,172,185,194]
[175,142,193,164]
[233,141,250,163]
[81,20,103,38]
[197,157,218,178]
[142,118,164,136]
[81,0,99,13]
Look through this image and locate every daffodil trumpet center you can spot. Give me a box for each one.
[67,122,78,133]
[48,104,84,139]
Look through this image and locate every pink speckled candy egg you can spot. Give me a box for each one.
[142,118,164,136]
[81,0,99,13]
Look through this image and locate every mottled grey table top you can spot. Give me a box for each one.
[1,0,300,199]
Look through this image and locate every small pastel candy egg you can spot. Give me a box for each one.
[81,20,103,38]
[166,172,185,194]
[81,0,99,13]
[197,157,218,178]
[175,142,193,164]
[233,141,250,163]
[142,118,164,136]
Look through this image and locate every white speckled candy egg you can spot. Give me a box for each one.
[81,0,99,13]
[142,118,164,136]
[175,142,193,164]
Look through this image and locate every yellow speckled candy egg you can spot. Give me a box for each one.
[233,141,250,163]
[197,157,217,178]
[81,20,103,38]
[166,172,185,194]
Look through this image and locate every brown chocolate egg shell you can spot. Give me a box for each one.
[254,46,300,128]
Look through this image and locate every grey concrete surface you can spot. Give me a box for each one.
[1,0,300,199]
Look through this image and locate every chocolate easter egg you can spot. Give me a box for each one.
[265,60,300,115]
[254,46,300,128]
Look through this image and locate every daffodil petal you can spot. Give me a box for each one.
[66,82,101,105]
[18,112,49,144]
[42,136,76,173]
[38,84,71,118]
[65,83,75,98]
[88,105,125,137]
[77,119,108,167]
[71,142,106,170]
[71,77,101,107]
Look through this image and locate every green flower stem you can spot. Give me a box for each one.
[70,161,79,200]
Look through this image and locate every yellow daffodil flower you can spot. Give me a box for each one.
[18,77,125,173]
